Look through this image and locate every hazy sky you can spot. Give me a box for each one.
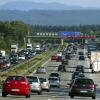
[0,0,100,7]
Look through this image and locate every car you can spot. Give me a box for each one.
[65,53,71,59]
[78,51,84,55]
[2,76,30,98]
[61,59,68,65]
[72,71,82,80]
[39,77,50,92]
[76,65,84,73]
[9,53,19,64]
[78,73,85,78]
[36,67,46,74]
[79,55,85,60]
[18,53,25,60]
[48,77,60,88]
[49,72,60,80]
[58,64,66,72]
[51,54,62,61]
[68,77,97,99]
[26,76,42,95]
[0,60,10,70]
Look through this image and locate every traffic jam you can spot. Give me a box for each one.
[0,42,99,100]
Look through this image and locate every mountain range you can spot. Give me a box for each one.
[0,1,99,11]
[0,1,100,25]
[0,10,100,25]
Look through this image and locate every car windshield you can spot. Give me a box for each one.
[75,79,94,84]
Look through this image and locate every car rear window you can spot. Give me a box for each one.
[75,79,94,84]
[6,76,25,81]
[50,73,59,77]
[39,78,46,82]
[27,76,38,82]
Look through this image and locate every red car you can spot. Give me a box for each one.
[2,76,31,98]
[0,60,10,70]
[51,54,61,61]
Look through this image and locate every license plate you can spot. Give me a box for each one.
[11,89,19,91]
[80,90,87,93]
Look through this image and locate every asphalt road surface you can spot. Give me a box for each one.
[0,48,100,100]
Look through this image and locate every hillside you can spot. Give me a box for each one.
[0,10,100,25]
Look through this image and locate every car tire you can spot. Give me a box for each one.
[2,92,7,97]
[38,91,42,95]
[26,94,30,98]
[47,89,50,92]
[58,86,60,88]
[70,95,74,98]
[92,96,96,99]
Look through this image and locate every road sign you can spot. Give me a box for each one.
[58,31,80,36]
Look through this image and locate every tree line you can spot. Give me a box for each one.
[0,20,100,51]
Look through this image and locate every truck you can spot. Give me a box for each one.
[35,45,41,54]
[26,43,33,50]
[90,51,100,72]
[0,50,6,57]
[11,44,18,53]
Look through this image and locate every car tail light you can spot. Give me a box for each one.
[89,84,96,88]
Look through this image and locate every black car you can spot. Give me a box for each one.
[75,65,84,73]
[58,64,66,72]
[61,59,68,65]
[68,77,97,99]
[79,56,85,60]
[65,53,71,59]
[78,52,84,55]
[49,72,60,80]
[72,71,82,80]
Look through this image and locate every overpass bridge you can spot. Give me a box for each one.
[26,32,96,45]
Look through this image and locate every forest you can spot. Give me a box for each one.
[0,20,100,51]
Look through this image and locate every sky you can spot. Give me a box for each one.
[0,0,100,7]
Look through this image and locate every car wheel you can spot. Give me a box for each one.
[58,86,60,88]
[2,92,7,97]
[47,89,50,92]
[70,95,74,98]
[92,96,96,99]
[38,91,42,95]
[26,94,30,98]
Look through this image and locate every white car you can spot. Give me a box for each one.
[27,76,42,95]
[18,54,25,60]
[39,77,50,92]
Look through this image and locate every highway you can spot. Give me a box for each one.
[0,48,100,100]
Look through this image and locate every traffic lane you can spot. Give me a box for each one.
[0,95,65,100]
[0,61,68,100]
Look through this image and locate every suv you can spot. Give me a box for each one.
[26,76,42,95]
[2,76,30,98]
[68,77,97,99]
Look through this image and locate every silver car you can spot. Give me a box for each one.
[27,76,42,95]
[39,77,50,92]
[48,77,60,88]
